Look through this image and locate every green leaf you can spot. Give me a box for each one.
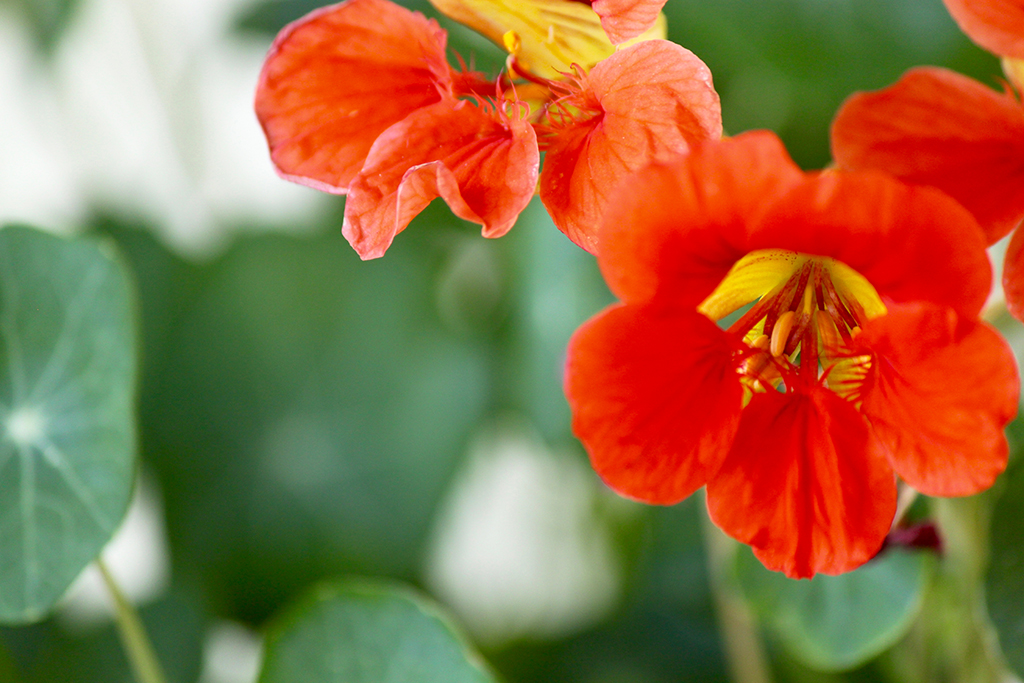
[737,546,931,671]
[259,581,496,683]
[986,457,1024,677]
[0,225,137,623]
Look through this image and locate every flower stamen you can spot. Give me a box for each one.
[701,250,886,395]
[770,310,795,357]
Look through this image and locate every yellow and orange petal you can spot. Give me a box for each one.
[831,66,1024,244]
[706,387,897,579]
[565,304,744,505]
[255,0,455,193]
[943,0,1024,59]
[428,0,665,79]
[592,0,669,45]
[343,99,539,259]
[538,40,723,253]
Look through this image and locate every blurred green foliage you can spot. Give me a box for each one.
[986,457,1024,676]
[737,548,931,671]
[120,206,491,620]
[1,0,79,54]
[1,594,203,683]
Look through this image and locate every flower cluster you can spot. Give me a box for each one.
[255,0,718,257]
[256,0,1021,579]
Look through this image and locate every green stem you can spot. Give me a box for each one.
[701,502,774,683]
[97,558,167,683]
[929,497,1008,683]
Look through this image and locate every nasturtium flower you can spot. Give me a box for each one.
[255,0,720,258]
[565,131,1019,579]
[831,0,1024,319]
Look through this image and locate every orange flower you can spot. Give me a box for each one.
[535,40,721,252]
[831,0,1024,318]
[254,0,538,258]
[564,132,1018,578]
[255,0,720,258]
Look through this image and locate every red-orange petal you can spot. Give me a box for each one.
[592,0,667,44]
[852,302,1018,497]
[706,387,896,579]
[831,66,1024,243]
[1004,225,1024,320]
[539,40,722,253]
[752,168,993,318]
[565,304,743,505]
[944,0,1024,58]
[342,99,539,259]
[254,0,453,193]
[596,131,805,307]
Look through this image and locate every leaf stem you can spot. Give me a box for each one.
[97,557,167,683]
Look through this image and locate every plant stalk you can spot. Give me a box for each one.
[701,501,774,683]
[97,557,167,683]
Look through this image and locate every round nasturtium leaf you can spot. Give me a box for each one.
[0,225,137,623]
[986,458,1024,678]
[736,546,931,671]
[259,581,496,683]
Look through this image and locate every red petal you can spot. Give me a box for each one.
[1004,225,1024,321]
[944,0,1024,58]
[540,41,722,253]
[852,303,1018,497]
[752,169,993,318]
[592,0,667,44]
[254,0,453,193]
[597,131,804,307]
[565,304,743,505]
[343,100,539,259]
[831,66,1024,243]
[706,388,896,579]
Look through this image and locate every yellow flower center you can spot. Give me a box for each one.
[698,249,886,399]
[429,0,666,79]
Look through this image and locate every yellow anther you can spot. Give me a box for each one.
[850,325,862,338]
[770,310,796,357]
[503,30,522,56]
[750,334,770,350]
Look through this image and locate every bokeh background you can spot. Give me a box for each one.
[0,0,1019,681]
